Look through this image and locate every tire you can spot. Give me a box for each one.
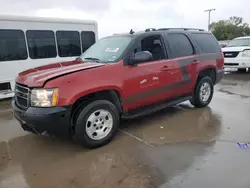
[190,76,214,108]
[74,100,120,149]
[238,68,247,73]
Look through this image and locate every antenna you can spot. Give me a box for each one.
[129,29,135,34]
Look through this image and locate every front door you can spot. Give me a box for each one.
[122,35,169,111]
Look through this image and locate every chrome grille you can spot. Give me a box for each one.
[223,51,240,58]
[15,83,29,109]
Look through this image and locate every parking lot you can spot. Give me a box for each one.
[0,71,250,188]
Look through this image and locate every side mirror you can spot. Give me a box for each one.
[129,51,153,65]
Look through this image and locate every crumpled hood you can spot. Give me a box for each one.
[16,60,105,87]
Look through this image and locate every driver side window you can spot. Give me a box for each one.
[134,35,166,62]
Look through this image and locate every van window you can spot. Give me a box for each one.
[167,33,194,58]
[56,31,81,57]
[81,31,96,52]
[192,33,221,53]
[26,30,57,59]
[0,29,28,61]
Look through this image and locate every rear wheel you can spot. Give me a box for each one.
[74,100,120,149]
[190,76,214,108]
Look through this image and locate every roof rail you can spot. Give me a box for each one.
[145,28,156,32]
[158,28,205,31]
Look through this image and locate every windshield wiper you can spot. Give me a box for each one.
[83,57,101,62]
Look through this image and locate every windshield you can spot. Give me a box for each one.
[227,38,250,47]
[80,36,132,62]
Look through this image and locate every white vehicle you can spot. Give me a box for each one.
[0,15,98,99]
[222,36,250,72]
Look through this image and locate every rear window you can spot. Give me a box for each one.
[167,33,194,58]
[191,33,221,53]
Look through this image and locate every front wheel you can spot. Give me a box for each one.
[190,76,214,108]
[74,100,120,149]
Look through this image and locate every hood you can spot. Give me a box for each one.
[222,46,250,52]
[16,60,105,87]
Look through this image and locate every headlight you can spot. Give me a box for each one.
[31,88,59,107]
[242,50,250,57]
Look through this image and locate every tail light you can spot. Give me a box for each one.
[217,52,224,69]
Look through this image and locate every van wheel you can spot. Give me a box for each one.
[74,100,120,149]
[190,76,214,108]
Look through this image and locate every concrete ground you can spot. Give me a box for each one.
[0,71,250,188]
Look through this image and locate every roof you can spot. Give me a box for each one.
[0,14,97,25]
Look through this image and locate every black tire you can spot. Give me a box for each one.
[190,76,214,108]
[74,100,120,149]
[238,68,247,73]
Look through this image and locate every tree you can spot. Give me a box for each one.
[210,16,250,40]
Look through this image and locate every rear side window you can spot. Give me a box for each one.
[0,29,28,61]
[56,31,81,57]
[26,30,57,59]
[167,33,194,58]
[81,31,96,52]
[192,33,221,53]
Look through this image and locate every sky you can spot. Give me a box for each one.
[1,0,250,38]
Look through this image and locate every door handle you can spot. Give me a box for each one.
[161,65,170,71]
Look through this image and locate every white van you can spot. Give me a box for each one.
[0,15,98,99]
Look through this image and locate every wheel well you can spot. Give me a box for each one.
[70,90,123,129]
[198,68,216,84]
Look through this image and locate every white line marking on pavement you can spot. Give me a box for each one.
[118,129,155,148]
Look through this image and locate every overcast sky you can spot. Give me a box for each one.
[1,0,250,38]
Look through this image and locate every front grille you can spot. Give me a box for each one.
[15,83,29,109]
[224,63,239,66]
[223,51,240,58]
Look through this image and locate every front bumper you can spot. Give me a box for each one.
[224,58,250,68]
[11,99,72,137]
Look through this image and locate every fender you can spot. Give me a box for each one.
[195,65,216,81]
[68,85,123,105]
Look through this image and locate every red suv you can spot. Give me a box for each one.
[12,28,224,148]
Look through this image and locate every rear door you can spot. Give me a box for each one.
[160,32,197,98]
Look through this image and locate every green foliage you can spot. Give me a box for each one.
[210,16,250,40]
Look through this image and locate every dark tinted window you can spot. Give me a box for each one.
[167,33,193,58]
[56,31,81,57]
[0,29,27,61]
[192,33,221,53]
[81,31,96,52]
[26,30,57,59]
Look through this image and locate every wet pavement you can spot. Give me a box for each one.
[1,71,250,188]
